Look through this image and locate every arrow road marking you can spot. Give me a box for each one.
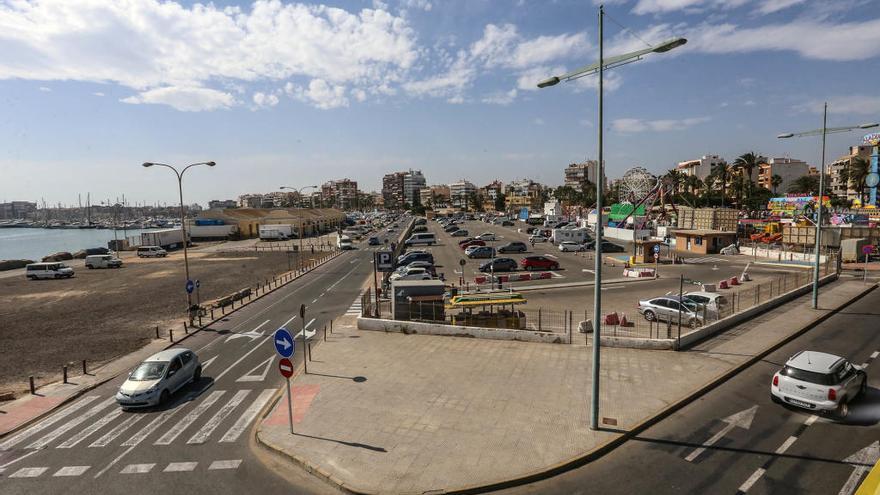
[686,406,757,462]
[225,319,270,343]
[236,356,274,382]
[839,441,880,495]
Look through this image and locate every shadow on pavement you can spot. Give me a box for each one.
[294,432,387,452]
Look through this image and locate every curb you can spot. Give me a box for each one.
[0,249,346,441]
[256,279,878,495]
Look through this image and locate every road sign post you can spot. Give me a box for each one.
[300,304,308,374]
[863,245,874,283]
[278,357,295,434]
[195,279,201,307]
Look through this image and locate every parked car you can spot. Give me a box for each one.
[457,237,475,246]
[368,236,381,245]
[389,266,433,281]
[85,254,123,269]
[404,233,437,246]
[498,241,528,253]
[466,246,496,259]
[501,220,514,226]
[84,247,111,256]
[476,232,496,241]
[25,262,75,280]
[460,239,486,250]
[637,297,703,327]
[558,241,588,252]
[412,225,428,234]
[479,258,517,272]
[451,229,469,237]
[682,291,730,320]
[771,351,867,418]
[585,240,625,253]
[137,246,167,258]
[396,251,434,267]
[401,260,436,275]
[520,255,559,271]
[529,234,549,244]
[444,225,460,233]
[116,348,201,408]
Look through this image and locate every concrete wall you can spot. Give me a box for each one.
[357,317,570,344]
[677,272,838,349]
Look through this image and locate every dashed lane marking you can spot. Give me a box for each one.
[164,462,198,472]
[120,463,155,474]
[54,465,90,477]
[208,460,242,470]
[8,467,48,478]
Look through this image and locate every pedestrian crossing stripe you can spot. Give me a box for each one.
[345,291,367,315]
[6,460,242,479]
[682,256,726,264]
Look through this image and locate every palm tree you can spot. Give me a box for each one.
[788,175,819,194]
[770,174,783,195]
[664,169,685,199]
[732,152,766,201]
[710,161,730,207]
[848,157,870,204]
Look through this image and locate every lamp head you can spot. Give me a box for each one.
[859,123,879,129]
[537,77,560,89]
[142,162,154,168]
[652,37,688,53]
[206,161,216,167]
[777,133,794,139]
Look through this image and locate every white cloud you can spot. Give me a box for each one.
[289,79,349,109]
[612,116,710,133]
[533,117,545,126]
[795,95,880,116]
[352,88,367,102]
[516,65,565,91]
[719,101,728,107]
[253,91,279,107]
[38,86,51,92]
[471,24,589,70]
[401,0,432,11]
[482,89,517,105]
[744,99,756,106]
[121,86,235,111]
[632,0,749,15]
[755,0,806,14]
[0,0,418,110]
[93,92,105,97]
[402,53,474,98]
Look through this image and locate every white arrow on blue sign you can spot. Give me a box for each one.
[273,328,294,358]
[185,279,195,294]
[653,244,661,254]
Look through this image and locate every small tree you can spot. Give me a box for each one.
[494,192,506,212]
[770,174,783,195]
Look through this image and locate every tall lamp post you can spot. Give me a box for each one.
[280,185,318,270]
[537,5,685,431]
[777,108,876,309]
[142,161,215,311]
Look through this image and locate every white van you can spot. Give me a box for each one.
[26,262,74,280]
[405,233,437,246]
[137,246,167,258]
[85,254,123,269]
[337,235,354,250]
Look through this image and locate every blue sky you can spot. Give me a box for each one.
[0,0,879,206]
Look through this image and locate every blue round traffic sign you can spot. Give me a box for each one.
[273,328,294,358]
[653,244,661,254]
[185,279,195,294]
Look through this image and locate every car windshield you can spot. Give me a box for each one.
[781,365,836,385]
[129,361,168,381]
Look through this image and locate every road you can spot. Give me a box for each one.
[499,285,880,495]
[0,227,398,494]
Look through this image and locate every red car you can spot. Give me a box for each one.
[460,239,486,250]
[457,237,475,247]
[520,255,559,271]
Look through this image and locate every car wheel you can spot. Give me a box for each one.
[770,393,782,404]
[689,318,699,329]
[553,264,559,270]
[159,389,170,405]
[835,398,849,418]
[643,310,656,322]
[192,366,202,383]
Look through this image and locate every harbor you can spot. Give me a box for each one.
[0,227,163,262]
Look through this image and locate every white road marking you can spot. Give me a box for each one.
[120,463,155,474]
[549,271,564,278]
[164,462,198,472]
[57,409,123,448]
[89,415,144,448]
[280,314,297,329]
[153,391,226,445]
[0,395,100,450]
[200,356,218,370]
[312,298,318,303]
[208,459,242,470]
[294,319,317,340]
[94,444,137,478]
[121,408,181,446]
[581,269,595,273]
[220,389,276,443]
[0,450,38,469]
[236,356,274,383]
[27,397,116,449]
[9,466,48,478]
[738,468,766,493]
[214,335,273,381]
[326,264,360,291]
[775,435,798,454]
[54,465,90,477]
[839,441,880,495]
[224,319,271,343]
[686,406,757,462]
[871,351,879,359]
[804,414,819,426]
[187,390,250,444]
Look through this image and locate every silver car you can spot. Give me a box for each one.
[638,297,703,328]
[771,351,867,418]
[116,348,201,408]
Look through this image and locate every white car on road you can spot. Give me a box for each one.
[558,241,588,252]
[116,348,201,408]
[771,351,867,418]
[529,234,549,244]
[476,232,496,241]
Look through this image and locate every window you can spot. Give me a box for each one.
[168,357,182,375]
[695,237,703,246]
[179,352,193,365]
[651,298,670,308]
[782,366,835,385]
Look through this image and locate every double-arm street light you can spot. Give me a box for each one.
[777,105,877,309]
[537,4,686,431]
[142,161,216,312]
[280,185,318,270]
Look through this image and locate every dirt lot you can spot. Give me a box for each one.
[0,248,325,396]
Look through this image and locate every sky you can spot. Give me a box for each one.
[0,0,879,207]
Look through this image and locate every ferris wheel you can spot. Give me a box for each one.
[618,167,657,204]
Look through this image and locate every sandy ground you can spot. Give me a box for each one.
[0,247,326,397]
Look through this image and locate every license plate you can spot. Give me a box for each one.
[785,397,814,408]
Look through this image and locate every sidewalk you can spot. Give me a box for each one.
[257,279,877,494]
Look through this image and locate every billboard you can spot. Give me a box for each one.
[768,194,831,215]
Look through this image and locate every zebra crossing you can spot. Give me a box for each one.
[5,459,242,478]
[682,256,726,264]
[345,292,365,316]
[0,387,275,453]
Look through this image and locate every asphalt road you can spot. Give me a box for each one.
[498,285,880,495]
[0,227,397,495]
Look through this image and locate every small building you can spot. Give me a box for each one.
[632,239,664,263]
[673,229,737,255]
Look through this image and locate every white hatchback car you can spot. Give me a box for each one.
[558,241,588,252]
[116,348,201,408]
[476,232,496,241]
[770,351,867,418]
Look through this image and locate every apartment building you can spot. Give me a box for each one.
[450,180,477,211]
[828,145,873,201]
[321,178,359,210]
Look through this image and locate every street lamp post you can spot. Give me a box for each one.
[142,161,216,314]
[777,109,877,309]
[537,6,686,431]
[280,185,318,271]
